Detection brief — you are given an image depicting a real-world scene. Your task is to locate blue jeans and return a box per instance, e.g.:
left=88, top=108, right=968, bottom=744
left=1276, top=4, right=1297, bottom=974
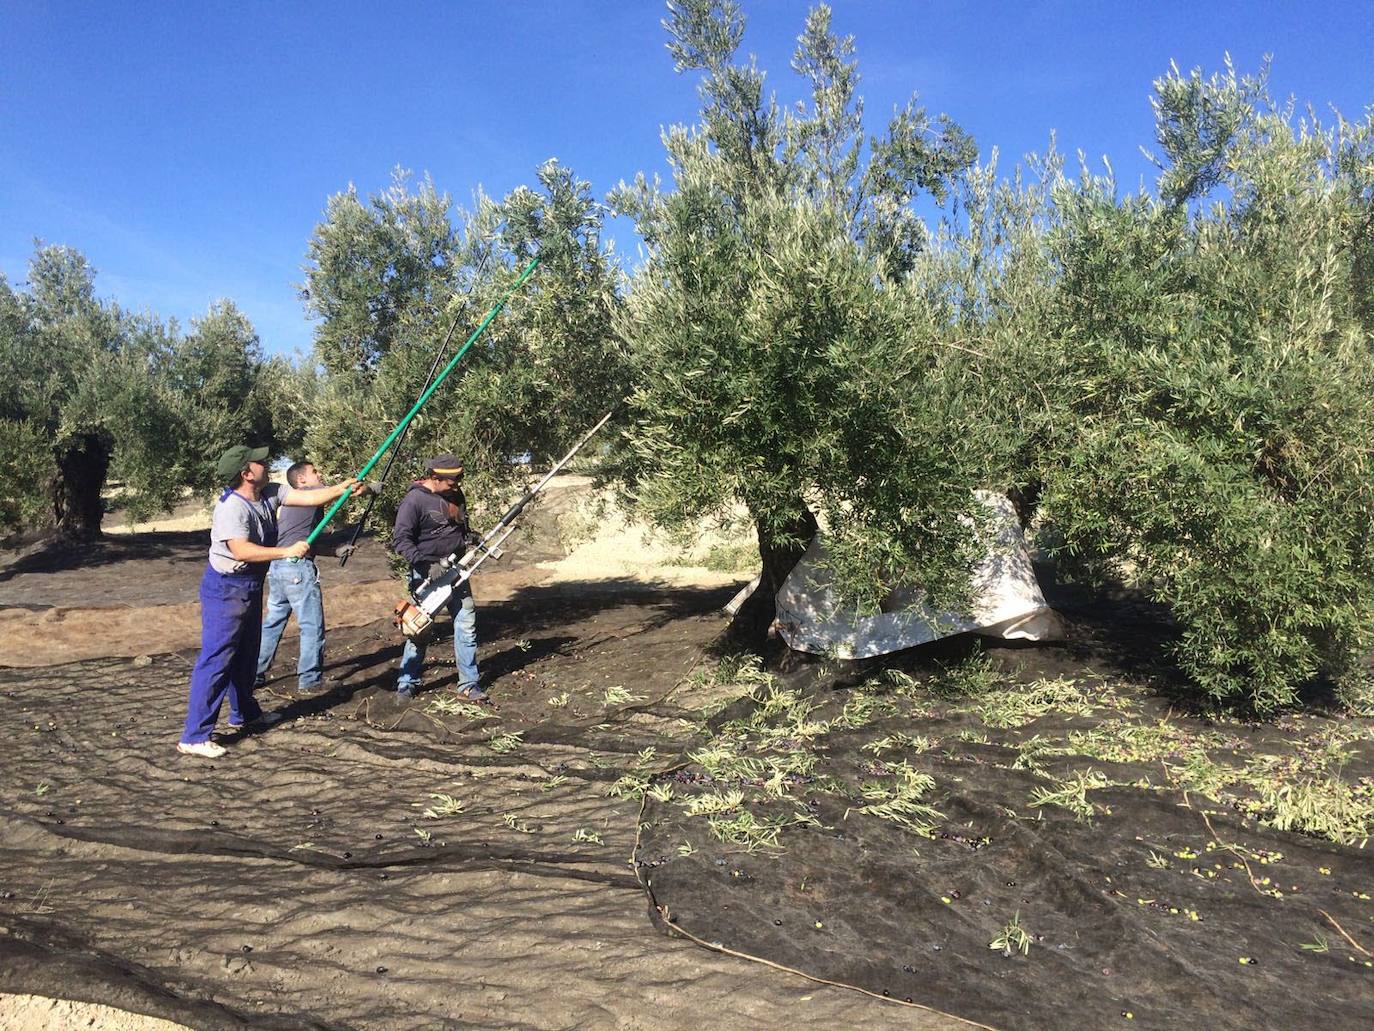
left=256, top=558, right=325, bottom=688
left=397, top=564, right=479, bottom=693
left=181, top=568, right=266, bottom=744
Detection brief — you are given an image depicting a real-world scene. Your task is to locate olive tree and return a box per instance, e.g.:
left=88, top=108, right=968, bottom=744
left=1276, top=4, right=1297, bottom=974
left=0, top=245, right=294, bottom=539
left=609, top=1, right=992, bottom=641
left=1033, top=61, right=1374, bottom=709
left=301, top=163, right=626, bottom=536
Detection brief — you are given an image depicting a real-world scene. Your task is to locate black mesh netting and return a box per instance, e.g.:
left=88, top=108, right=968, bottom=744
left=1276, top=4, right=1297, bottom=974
left=3, top=533, right=1373, bottom=1029
left=633, top=638, right=1374, bottom=1031
left=6, top=579, right=963, bottom=1029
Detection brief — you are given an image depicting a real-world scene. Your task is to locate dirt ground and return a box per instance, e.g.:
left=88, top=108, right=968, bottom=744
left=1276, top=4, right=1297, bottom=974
left=0, top=478, right=746, bottom=669
left=0, top=486, right=968, bottom=1030
left=4, top=482, right=1371, bottom=1029
left=0, top=994, right=189, bottom=1031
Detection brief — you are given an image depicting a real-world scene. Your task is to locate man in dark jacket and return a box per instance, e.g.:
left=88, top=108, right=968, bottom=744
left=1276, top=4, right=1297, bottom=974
left=392, top=454, right=483, bottom=701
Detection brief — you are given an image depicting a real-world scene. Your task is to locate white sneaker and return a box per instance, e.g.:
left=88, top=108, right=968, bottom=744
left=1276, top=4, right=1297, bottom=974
left=177, top=740, right=227, bottom=759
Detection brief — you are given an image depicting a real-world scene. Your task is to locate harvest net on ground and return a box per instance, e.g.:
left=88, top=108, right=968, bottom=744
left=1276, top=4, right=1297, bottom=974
left=632, top=612, right=1374, bottom=1029
left=0, top=581, right=779, bottom=1030
left=1, top=528, right=1372, bottom=1030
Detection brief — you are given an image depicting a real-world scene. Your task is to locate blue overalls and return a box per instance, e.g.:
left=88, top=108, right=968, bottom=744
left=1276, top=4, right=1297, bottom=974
left=179, top=491, right=277, bottom=745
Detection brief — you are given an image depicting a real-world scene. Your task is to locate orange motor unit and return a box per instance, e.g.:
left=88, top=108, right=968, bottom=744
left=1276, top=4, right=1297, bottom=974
left=392, top=599, right=434, bottom=641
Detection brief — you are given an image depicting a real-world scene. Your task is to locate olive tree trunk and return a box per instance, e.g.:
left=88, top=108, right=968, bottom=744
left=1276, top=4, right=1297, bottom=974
left=724, top=507, right=819, bottom=649
left=53, top=433, right=110, bottom=541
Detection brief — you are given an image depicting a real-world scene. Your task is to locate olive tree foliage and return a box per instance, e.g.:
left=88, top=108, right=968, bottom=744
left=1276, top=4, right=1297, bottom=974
left=301, top=172, right=461, bottom=489
left=0, top=273, right=57, bottom=534
left=901, top=146, right=1065, bottom=520
left=301, top=163, right=626, bottom=538
left=305, top=171, right=461, bottom=377
left=1027, top=61, right=1374, bottom=710
left=0, top=245, right=292, bottom=540
left=609, top=0, right=991, bottom=640
left=844, top=58, right=1374, bottom=712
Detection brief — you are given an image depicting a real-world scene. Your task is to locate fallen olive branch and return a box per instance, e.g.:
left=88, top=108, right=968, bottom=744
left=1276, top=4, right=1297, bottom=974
left=1319, top=909, right=1372, bottom=957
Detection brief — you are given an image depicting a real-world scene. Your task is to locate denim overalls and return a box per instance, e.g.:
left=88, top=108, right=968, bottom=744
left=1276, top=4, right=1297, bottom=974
left=179, top=492, right=278, bottom=745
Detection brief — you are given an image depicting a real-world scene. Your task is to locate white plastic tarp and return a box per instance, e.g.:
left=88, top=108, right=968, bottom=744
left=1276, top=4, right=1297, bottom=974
left=728, top=491, right=1062, bottom=659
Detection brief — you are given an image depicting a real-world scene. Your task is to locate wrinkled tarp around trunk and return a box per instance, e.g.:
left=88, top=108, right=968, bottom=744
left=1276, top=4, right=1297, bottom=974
left=730, top=492, right=1061, bottom=660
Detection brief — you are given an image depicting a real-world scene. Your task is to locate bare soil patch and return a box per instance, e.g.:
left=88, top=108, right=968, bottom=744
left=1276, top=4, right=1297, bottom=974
left=0, top=992, right=189, bottom=1031
left=0, top=479, right=746, bottom=668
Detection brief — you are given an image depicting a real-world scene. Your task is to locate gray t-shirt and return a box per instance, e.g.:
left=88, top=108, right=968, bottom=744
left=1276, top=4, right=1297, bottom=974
left=208, top=483, right=292, bottom=574
left=277, top=503, right=325, bottom=550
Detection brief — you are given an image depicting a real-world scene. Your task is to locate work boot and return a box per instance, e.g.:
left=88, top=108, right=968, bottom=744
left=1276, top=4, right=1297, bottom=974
left=228, top=710, right=285, bottom=731
left=457, top=683, right=490, bottom=704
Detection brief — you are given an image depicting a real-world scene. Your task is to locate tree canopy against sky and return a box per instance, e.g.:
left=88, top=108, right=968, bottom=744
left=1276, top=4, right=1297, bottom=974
left=6, top=1, right=1369, bottom=359
left=1026, top=61, right=1374, bottom=710
left=609, top=0, right=998, bottom=641
left=0, top=244, right=299, bottom=540
left=301, top=161, right=626, bottom=538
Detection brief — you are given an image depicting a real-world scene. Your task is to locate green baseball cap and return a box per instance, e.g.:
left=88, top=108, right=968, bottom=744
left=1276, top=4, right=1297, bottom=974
left=215, top=444, right=270, bottom=481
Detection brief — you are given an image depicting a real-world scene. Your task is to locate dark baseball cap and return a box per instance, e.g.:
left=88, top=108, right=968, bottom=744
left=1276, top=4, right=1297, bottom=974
left=215, top=444, right=270, bottom=481
left=424, top=454, right=465, bottom=477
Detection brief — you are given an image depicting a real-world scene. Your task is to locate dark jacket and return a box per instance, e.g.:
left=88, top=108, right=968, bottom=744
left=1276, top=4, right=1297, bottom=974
left=392, top=482, right=470, bottom=564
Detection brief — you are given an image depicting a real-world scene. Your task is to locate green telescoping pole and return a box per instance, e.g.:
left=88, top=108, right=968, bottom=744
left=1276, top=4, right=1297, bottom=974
left=302, top=256, right=540, bottom=547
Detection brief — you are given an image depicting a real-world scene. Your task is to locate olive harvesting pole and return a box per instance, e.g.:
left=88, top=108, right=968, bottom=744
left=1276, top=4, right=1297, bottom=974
left=303, top=256, right=540, bottom=549
left=336, top=252, right=493, bottom=567
left=392, top=407, right=617, bottom=640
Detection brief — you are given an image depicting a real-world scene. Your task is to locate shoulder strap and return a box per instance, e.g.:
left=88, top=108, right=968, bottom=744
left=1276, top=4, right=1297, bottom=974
left=222, top=489, right=277, bottom=522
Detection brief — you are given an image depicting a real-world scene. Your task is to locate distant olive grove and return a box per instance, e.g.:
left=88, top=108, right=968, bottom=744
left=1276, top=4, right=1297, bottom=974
left=0, top=244, right=312, bottom=541
left=3, top=0, right=1371, bottom=711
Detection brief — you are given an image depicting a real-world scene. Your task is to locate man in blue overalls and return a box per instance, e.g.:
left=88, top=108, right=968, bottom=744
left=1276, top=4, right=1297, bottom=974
left=177, top=445, right=361, bottom=760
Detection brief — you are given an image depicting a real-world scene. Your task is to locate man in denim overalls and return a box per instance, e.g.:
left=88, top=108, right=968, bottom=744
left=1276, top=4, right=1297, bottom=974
left=177, top=445, right=360, bottom=760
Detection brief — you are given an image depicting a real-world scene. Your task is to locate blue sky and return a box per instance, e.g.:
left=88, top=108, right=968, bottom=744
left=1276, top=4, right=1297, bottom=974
left=2, top=1, right=1370, bottom=358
